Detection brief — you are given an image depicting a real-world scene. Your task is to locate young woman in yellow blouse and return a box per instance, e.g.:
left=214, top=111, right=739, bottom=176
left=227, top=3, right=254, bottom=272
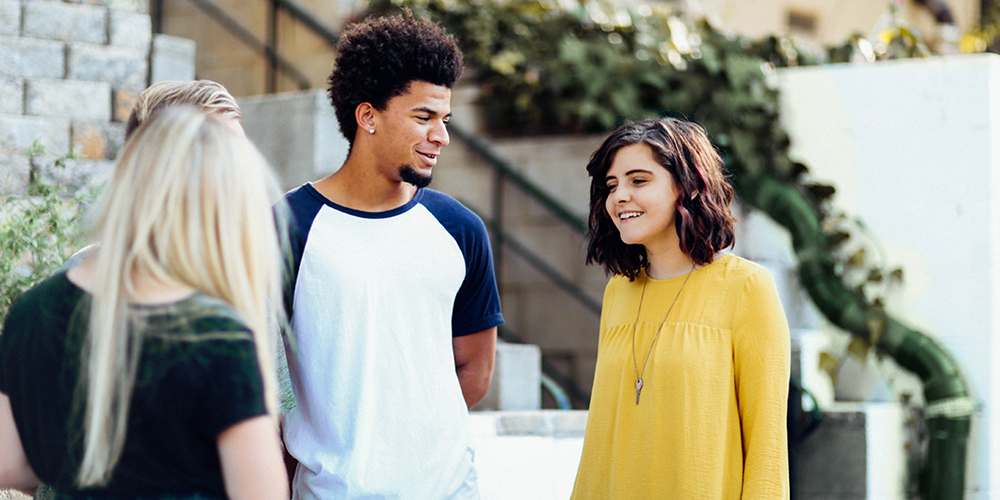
left=571, top=117, right=791, bottom=499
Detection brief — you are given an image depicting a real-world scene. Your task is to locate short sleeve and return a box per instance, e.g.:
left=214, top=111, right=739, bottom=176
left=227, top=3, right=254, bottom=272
left=0, top=302, right=22, bottom=395
left=451, top=215, right=504, bottom=336
left=197, top=336, right=268, bottom=438
left=420, top=190, right=504, bottom=337
left=732, top=269, right=791, bottom=500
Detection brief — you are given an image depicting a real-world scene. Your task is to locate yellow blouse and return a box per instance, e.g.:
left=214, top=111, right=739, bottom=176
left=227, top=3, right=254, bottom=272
left=571, top=254, right=790, bottom=499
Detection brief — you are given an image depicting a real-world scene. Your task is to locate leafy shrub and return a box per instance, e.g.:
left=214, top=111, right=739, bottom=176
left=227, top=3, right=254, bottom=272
left=0, top=142, right=96, bottom=324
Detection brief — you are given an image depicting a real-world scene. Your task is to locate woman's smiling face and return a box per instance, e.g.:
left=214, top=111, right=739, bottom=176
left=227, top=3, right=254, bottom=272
left=604, top=142, right=682, bottom=253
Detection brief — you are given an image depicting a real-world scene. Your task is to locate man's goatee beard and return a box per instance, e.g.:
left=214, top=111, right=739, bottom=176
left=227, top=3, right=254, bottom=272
left=400, top=165, right=432, bottom=188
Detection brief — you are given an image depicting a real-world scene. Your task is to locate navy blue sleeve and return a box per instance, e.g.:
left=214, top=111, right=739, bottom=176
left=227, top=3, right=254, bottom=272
left=278, top=184, right=325, bottom=319
left=421, top=190, right=504, bottom=337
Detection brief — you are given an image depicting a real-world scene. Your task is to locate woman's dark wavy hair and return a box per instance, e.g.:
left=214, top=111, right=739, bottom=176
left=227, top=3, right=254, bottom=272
left=586, top=117, right=736, bottom=280
left=327, top=11, right=463, bottom=145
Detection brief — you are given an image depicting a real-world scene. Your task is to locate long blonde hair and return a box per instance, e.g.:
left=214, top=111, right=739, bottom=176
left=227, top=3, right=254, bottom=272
left=77, top=107, right=285, bottom=486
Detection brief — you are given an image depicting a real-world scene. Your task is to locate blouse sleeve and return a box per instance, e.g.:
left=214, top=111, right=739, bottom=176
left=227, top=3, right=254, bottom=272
left=198, top=335, right=268, bottom=439
left=732, top=269, right=791, bottom=500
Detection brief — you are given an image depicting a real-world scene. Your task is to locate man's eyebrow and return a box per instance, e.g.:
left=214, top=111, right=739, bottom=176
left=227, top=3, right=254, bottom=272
left=412, top=106, right=452, bottom=118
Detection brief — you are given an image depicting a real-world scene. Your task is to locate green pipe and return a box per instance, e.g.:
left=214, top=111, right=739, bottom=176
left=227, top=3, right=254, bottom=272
left=733, top=171, right=972, bottom=500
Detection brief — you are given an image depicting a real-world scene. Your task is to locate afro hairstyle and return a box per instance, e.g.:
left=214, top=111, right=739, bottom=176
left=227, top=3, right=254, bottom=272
left=327, top=12, right=463, bottom=144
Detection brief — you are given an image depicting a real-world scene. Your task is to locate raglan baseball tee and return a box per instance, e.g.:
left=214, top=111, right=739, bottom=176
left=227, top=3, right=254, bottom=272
left=280, top=184, right=503, bottom=500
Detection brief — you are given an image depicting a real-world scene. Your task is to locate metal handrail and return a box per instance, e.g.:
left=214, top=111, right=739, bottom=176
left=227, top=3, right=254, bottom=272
left=483, top=219, right=601, bottom=315
left=449, top=124, right=589, bottom=236
left=180, top=0, right=313, bottom=90
left=275, top=0, right=341, bottom=45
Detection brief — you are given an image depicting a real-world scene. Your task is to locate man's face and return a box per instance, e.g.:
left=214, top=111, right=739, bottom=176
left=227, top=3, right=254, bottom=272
left=372, top=80, right=452, bottom=188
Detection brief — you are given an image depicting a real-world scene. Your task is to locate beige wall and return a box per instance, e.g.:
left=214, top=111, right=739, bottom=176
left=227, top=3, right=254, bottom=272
left=702, top=0, right=980, bottom=47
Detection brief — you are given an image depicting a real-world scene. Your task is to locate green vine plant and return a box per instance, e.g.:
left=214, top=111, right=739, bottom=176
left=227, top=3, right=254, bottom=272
left=0, top=141, right=96, bottom=325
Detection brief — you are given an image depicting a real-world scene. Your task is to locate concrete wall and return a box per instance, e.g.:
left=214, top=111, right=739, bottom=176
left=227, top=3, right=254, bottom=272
left=238, top=89, right=346, bottom=191
left=775, top=53, right=1000, bottom=499
left=0, top=0, right=194, bottom=197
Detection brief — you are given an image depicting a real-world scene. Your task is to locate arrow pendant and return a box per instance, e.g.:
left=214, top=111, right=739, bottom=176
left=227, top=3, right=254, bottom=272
left=635, top=378, right=643, bottom=405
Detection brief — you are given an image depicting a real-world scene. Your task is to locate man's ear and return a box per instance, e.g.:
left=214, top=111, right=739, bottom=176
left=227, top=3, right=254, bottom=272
left=356, top=102, right=377, bottom=134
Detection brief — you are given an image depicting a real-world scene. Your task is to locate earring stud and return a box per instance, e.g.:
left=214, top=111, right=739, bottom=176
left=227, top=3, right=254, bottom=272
left=369, top=129, right=375, bottom=134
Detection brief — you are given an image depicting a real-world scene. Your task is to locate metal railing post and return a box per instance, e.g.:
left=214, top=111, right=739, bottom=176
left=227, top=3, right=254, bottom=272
left=151, top=0, right=164, bottom=34
left=267, top=0, right=279, bottom=93
left=491, top=166, right=505, bottom=296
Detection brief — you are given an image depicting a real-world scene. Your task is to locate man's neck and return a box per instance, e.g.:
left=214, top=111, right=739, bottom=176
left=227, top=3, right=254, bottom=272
left=312, top=159, right=418, bottom=212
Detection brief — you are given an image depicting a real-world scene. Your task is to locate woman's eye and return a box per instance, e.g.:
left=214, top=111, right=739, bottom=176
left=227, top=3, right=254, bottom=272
left=606, top=184, right=617, bottom=192
left=632, top=178, right=647, bottom=186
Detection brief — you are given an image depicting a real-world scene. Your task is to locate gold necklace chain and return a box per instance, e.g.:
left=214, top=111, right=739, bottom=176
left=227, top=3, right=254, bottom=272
left=631, top=264, right=694, bottom=405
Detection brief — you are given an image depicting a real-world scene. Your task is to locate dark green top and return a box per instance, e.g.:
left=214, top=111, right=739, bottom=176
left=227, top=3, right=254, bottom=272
left=0, top=272, right=267, bottom=499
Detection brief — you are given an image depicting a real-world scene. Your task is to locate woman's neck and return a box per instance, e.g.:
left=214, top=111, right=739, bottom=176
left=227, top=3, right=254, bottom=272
left=644, top=243, right=696, bottom=280
left=67, top=253, right=195, bottom=305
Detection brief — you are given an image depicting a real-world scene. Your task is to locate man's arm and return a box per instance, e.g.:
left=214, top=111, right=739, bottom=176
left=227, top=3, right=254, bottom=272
left=453, top=328, right=497, bottom=409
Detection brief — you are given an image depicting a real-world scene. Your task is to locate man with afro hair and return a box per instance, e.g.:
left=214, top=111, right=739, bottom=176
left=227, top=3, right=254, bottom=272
left=279, top=12, right=503, bottom=500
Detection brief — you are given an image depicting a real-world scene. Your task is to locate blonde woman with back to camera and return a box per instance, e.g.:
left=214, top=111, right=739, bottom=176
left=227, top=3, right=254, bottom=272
left=0, top=107, right=289, bottom=500
left=572, top=117, right=791, bottom=499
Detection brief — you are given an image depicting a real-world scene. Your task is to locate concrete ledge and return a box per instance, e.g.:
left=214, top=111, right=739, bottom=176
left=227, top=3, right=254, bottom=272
left=794, top=402, right=907, bottom=500
left=475, top=342, right=542, bottom=411
left=471, top=410, right=586, bottom=500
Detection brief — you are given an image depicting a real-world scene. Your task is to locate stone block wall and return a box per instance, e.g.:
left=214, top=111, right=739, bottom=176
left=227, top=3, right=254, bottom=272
left=0, top=0, right=195, bottom=196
